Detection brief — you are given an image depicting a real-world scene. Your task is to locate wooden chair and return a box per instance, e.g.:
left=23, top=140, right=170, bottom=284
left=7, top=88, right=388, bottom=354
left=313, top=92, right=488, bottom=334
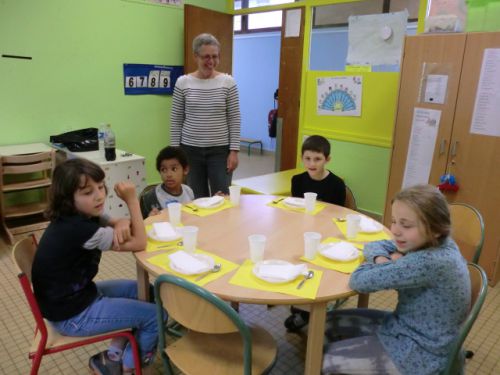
left=449, top=203, right=484, bottom=264
left=154, top=274, right=277, bottom=375
left=344, top=185, right=357, bottom=210
left=441, top=263, right=488, bottom=375
left=11, top=236, right=143, bottom=375
left=0, top=150, right=55, bottom=244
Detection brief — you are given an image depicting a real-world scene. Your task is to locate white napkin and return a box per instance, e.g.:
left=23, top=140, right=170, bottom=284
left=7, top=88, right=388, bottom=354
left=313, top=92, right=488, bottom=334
left=321, top=242, right=359, bottom=261
left=258, top=264, right=307, bottom=281
left=283, top=197, right=305, bottom=208
left=359, top=217, right=383, bottom=233
left=196, top=196, right=224, bottom=208
left=153, top=222, right=177, bottom=240
left=168, top=250, right=207, bottom=274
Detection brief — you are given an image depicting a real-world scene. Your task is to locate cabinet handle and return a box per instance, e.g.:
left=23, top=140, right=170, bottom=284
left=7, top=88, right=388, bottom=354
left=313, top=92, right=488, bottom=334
left=439, top=139, right=447, bottom=155
left=451, top=141, right=459, bottom=157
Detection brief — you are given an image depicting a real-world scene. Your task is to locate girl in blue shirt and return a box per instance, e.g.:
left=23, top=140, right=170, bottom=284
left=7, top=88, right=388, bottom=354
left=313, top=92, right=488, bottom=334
left=323, top=184, right=470, bottom=375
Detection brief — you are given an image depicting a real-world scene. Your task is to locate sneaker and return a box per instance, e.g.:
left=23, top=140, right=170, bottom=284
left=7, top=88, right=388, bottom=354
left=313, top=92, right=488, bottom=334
left=89, top=351, right=122, bottom=375
left=284, top=310, right=310, bottom=331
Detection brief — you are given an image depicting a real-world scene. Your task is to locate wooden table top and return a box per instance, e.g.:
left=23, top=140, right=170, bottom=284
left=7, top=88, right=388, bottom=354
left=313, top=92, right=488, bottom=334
left=135, top=194, right=374, bottom=305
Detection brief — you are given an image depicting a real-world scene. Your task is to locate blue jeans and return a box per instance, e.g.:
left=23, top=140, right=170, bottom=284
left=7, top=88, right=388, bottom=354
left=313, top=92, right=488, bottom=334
left=51, top=280, right=161, bottom=369
left=181, top=144, right=231, bottom=198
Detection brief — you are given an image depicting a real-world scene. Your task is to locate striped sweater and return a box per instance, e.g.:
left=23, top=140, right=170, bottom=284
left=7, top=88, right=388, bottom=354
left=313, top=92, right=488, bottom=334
left=170, top=74, right=241, bottom=151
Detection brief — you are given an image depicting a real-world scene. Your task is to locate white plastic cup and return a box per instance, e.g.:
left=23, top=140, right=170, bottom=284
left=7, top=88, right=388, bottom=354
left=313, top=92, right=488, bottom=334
left=182, top=226, right=199, bottom=253
left=304, top=232, right=322, bottom=260
left=304, top=192, right=317, bottom=213
left=167, top=202, right=182, bottom=227
left=248, top=234, right=266, bottom=263
left=346, top=214, right=361, bottom=239
left=229, top=185, right=241, bottom=206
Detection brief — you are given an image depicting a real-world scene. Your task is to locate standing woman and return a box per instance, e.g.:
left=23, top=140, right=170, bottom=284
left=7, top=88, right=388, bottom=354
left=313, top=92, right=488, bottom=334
left=171, top=33, right=241, bottom=198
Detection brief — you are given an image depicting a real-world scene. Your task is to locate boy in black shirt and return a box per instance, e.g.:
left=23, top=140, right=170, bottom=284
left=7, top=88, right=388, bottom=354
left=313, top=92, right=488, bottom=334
left=291, top=135, right=346, bottom=206
left=286, top=135, right=346, bottom=331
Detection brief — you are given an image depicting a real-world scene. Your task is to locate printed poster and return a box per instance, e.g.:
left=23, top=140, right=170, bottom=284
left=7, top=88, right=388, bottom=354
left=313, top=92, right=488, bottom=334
left=317, top=76, right=362, bottom=117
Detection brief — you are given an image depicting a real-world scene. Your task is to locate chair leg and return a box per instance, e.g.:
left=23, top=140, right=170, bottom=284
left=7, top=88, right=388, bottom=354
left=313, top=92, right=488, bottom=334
left=127, top=336, right=142, bottom=375
left=30, top=350, right=44, bottom=375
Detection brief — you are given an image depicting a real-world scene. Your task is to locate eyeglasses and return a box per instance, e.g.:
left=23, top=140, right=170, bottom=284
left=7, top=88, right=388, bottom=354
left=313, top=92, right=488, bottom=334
left=197, top=54, right=219, bottom=61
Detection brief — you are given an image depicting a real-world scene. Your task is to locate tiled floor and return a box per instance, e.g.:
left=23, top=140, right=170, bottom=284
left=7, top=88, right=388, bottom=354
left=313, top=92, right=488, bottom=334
left=1, top=150, right=499, bottom=374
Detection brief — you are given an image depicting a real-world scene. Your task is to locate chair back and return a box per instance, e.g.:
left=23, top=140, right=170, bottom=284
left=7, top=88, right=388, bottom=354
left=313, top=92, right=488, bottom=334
left=449, top=203, right=484, bottom=263
left=154, top=275, right=252, bottom=372
left=344, top=185, right=357, bottom=210
left=139, top=184, right=157, bottom=217
left=11, top=236, right=50, bottom=344
left=441, top=263, right=488, bottom=375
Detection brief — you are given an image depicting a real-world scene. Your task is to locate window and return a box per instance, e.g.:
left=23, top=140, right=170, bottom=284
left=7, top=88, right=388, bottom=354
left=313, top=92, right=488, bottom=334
left=234, top=0, right=297, bottom=33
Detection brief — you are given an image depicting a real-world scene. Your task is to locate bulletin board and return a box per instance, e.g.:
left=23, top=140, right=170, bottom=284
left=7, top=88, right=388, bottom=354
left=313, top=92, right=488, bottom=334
left=123, top=64, right=183, bottom=95
left=303, top=71, right=400, bottom=148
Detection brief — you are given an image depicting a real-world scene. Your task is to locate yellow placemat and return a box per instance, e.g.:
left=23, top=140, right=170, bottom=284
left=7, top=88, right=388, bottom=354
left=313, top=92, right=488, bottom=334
left=147, top=249, right=239, bottom=286
left=333, top=219, right=392, bottom=242
left=182, top=199, right=233, bottom=217
left=229, top=259, right=322, bottom=299
left=145, top=224, right=183, bottom=252
left=267, top=198, right=326, bottom=216
left=300, top=237, right=364, bottom=274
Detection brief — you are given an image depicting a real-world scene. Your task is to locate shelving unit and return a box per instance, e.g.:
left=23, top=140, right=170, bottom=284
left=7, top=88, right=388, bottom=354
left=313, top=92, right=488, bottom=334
left=0, top=144, right=55, bottom=245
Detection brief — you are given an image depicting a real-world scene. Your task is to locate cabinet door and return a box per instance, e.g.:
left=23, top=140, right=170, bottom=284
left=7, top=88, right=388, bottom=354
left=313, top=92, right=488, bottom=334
left=383, top=34, right=466, bottom=225
left=447, top=32, right=500, bottom=283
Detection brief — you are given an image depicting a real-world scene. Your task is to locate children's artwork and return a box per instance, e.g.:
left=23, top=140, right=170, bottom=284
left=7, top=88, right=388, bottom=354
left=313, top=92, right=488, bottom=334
left=317, top=76, right=362, bottom=117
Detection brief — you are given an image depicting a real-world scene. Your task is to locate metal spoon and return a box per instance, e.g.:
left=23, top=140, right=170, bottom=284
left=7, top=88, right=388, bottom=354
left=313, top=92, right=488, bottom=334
left=272, top=197, right=285, bottom=204
left=157, top=241, right=183, bottom=249
left=297, top=270, right=314, bottom=289
left=195, top=263, right=222, bottom=281
left=336, top=217, right=346, bottom=222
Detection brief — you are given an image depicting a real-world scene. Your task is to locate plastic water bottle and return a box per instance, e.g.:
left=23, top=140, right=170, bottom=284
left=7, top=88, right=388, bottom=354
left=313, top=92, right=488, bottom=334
left=98, top=124, right=106, bottom=158
left=104, top=124, right=116, bottom=161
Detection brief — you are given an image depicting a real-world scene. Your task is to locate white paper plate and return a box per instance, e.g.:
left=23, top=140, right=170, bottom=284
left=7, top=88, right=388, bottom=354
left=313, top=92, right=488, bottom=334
left=282, top=197, right=305, bottom=208
left=358, top=218, right=384, bottom=234
left=193, top=196, right=225, bottom=209
left=319, top=243, right=360, bottom=262
left=147, top=228, right=181, bottom=242
left=169, top=253, right=214, bottom=275
left=253, top=260, right=301, bottom=284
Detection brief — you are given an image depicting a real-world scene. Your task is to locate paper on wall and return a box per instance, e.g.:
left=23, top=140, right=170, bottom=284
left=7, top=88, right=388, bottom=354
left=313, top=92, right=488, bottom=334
left=402, top=108, right=442, bottom=189
left=285, top=9, right=301, bottom=38
left=347, top=10, right=408, bottom=66
left=470, top=48, right=500, bottom=137
left=424, top=74, right=449, bottom=104
left=317, top=76, right=362, bottom=117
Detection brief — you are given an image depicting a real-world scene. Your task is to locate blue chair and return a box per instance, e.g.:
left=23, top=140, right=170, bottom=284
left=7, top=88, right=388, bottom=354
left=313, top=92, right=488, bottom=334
left=154, top=274, right=277, bottom=375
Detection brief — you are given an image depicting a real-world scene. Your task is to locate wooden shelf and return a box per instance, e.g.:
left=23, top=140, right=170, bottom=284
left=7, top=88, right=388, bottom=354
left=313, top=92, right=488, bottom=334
left=0, top=148, right=55, bottom=244
left=2, top=178, right=51, bottom=192
left=4, top=202, right=48, bottom=218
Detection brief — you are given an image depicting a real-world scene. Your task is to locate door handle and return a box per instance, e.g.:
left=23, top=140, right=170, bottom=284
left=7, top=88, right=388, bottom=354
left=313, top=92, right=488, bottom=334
left=439, top=139, right=447, bottom=155
left=450, top=141, right=459, bottom=157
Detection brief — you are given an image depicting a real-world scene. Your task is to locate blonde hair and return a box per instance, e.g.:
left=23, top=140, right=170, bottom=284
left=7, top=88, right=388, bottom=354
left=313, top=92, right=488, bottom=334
left=392, top=184, right=450, bottom=247
left=192, top=33, right=220, bottom=55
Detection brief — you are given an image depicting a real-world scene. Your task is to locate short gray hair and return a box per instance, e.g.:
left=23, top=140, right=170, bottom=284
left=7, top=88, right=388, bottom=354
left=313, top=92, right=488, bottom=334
left=192, top=33, right=220, bottom=55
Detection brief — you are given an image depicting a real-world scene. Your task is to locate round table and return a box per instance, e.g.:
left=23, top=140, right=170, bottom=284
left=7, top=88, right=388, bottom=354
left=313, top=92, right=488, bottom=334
left=135, top=194, right=373, bottom=375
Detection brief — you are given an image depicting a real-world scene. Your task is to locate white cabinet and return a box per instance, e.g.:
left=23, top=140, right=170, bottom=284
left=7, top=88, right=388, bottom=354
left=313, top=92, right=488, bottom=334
left=57, top=148, right=147, bottom=218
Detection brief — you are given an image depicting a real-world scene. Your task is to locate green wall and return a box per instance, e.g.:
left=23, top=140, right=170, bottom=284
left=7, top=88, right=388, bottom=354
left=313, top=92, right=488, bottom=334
left=0, top=0, right=226, bottom=183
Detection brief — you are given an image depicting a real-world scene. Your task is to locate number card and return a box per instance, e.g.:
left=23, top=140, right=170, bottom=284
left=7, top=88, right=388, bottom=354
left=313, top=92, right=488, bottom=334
left=123, top=64, right=183, bottom=95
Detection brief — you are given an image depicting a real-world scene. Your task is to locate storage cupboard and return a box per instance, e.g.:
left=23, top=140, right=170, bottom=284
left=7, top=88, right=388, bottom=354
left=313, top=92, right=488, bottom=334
left=384, top=32, right=500, bottom=284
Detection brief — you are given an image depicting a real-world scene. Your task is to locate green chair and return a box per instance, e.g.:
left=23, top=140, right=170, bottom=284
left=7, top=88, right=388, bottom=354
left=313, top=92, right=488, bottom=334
left=441, top=263, right=488, bottom=375
left=154, top=275, right=276, bottom=375
left=449, top=203, right=485, bottom=264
